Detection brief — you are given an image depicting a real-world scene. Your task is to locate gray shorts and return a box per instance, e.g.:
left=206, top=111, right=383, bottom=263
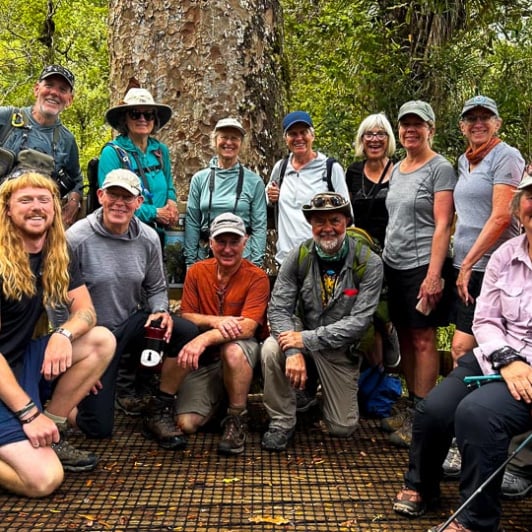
left=175, top=338, right=260, bottom=418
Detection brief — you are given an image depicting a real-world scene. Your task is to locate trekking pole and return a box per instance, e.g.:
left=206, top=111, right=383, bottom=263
left=437, top=421, right=532, bottom=531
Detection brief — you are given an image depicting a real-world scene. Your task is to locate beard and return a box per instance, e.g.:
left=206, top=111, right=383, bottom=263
left=315, top=235, right=342, bottom=254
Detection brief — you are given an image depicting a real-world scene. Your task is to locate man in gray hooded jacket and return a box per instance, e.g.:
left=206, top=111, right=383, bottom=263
left=65, top=169, right=197, bottom=440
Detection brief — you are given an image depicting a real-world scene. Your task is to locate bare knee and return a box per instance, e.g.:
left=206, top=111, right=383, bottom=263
left=220, top=343, right=248, bottom=370
left=451, top=331, right=475, bottom=363
left=93, top=326, right=117, bottom=364
left=177, top=413, right=204, bottom=434
left=22, top=465, right=64, bottom=498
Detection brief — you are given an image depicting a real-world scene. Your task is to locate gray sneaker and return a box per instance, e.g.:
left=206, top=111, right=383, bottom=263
left=501, top=470, right=532, bottom=500
left=52, top=438, right=99, bottom=472
left=262, top=427, right=295, bottom=452
left=443, top=438, right=461, bottom=479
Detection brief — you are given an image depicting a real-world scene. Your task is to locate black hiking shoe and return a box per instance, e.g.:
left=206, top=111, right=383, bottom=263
left=142, top=395, right=187, bottom=450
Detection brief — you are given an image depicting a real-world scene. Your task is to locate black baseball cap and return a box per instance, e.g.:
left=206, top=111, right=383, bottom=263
left=39, top=65, right=75, bottom=90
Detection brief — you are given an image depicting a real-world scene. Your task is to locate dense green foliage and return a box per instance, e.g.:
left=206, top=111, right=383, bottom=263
left=0, top=0, right=110, bottom=172
left=1, top=0, right=531, bottom=174
left=283, top=0, right=532, bottom=166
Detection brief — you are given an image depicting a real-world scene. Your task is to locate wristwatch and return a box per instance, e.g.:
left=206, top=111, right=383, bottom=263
left=53, top=327, right=74, bottom=342
left=489, top=346, right=526, bottom=370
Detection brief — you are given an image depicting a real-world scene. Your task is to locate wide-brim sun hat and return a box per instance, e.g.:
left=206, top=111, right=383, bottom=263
left=302, top=192, right=352, bottom=223
left=398, top=100, right=435, bottom=123
left=105, top=88, right=172, bottom=131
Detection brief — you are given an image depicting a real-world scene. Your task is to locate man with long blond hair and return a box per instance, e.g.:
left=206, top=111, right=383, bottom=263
left=0, top=171, right=115, bottom=497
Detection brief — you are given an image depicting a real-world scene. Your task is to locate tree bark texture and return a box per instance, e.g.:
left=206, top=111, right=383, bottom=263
left=107, top=0, right=286, bottom=199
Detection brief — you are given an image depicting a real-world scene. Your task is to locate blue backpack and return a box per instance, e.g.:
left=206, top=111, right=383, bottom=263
left=358, top=365, right=402, bottom=418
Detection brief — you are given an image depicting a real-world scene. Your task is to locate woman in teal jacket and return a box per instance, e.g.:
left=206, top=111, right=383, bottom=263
left=99, top=87, right=178, bottom=237
left=184, top=118, right=267, bottom=267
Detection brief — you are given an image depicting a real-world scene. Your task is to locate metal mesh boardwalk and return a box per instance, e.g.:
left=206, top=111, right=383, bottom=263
left=0, top=404, right=530, bottom=531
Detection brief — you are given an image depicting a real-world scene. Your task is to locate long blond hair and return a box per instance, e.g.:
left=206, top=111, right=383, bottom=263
left=0, top=172, right=70, bottom=307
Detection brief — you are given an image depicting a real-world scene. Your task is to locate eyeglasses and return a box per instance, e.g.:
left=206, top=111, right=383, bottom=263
left=127, top=109, right=156, bottom=121
left=462, top=114, right=494, bottom=124
left=104, top=190, right=138, bottom=204
left=363, top=131, right=388, bottom=140
left=309, top=195, right=347, bottom=209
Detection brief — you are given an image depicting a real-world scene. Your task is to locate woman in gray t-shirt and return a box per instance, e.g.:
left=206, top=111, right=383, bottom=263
left=382, top=100, right=456, bottom=449
left=451, top=96, right=524, bottom=364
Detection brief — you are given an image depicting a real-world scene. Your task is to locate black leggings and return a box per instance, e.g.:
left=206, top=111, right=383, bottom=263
left=76, top=310, right=198, bottom=438
left=405, top=351, right=532, bottom=531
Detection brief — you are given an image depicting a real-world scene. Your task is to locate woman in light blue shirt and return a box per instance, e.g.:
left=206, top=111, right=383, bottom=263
left=184, top=118, right=267, bottom=267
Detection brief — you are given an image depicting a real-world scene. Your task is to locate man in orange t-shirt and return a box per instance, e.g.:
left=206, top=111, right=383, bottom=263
left=145, top=213, right=269, bottom=456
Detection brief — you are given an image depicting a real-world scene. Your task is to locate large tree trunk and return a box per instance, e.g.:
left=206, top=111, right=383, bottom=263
left=107, top=0, right=286, bottom=200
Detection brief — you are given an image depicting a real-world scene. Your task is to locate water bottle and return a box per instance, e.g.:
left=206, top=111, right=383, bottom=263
left=140, top=319, right=165, bottom=368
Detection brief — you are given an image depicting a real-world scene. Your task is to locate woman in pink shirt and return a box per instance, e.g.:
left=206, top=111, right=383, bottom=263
left=392, top=171, right=532, bottom=532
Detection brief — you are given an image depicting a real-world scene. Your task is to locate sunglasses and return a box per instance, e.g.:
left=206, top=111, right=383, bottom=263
left=462, top=114, right=494, bottom=124
left=128, top=109, right=156, bottom=121
left=310, top=195, right=346, bottom=208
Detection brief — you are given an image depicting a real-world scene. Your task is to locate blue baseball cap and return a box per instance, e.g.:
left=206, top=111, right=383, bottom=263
left=282, top=111, right=313, bottom=133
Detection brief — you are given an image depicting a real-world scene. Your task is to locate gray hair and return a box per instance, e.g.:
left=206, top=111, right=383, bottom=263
left=354, top=113, right=396, bottom=158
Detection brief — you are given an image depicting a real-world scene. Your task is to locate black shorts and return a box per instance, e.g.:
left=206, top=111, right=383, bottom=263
left=384, top=262, right=452, bottom=329
left=449, top=268, right=484, bottom=335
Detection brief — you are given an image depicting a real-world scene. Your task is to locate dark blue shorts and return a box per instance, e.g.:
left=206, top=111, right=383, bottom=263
left=0, top=336, right=50, bottom=446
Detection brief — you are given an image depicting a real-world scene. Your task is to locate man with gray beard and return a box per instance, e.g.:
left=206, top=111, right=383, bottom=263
left=261, top=192, right=383, bottom=451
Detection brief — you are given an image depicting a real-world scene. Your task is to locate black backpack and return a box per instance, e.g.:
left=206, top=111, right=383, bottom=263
left=271, top=155, right=337, bottom=229
left=86, top=143, right=131, bottom=214
left=86, top=142, right=165, bottom=214
left=276, top=154, right=337, bottom=191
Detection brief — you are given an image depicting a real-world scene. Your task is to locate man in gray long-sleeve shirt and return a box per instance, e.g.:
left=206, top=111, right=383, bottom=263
left=261, top=192, right=383, bottom=451
left=66, top=169, right=198, bottom=440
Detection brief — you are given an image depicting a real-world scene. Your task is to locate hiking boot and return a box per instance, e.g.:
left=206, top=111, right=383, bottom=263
left=382, top=324, right=401, bottom=368
left=442, top=438, right=461, bottom=479
left=393, top=487, right=426, bottom=517
left=115, top=394, right=150, bottom=416
left=381, top=403, right=411, bottom=433
left=295, top=389, right=318, bottom=413
left=427, top=520, right=474, bottom=532
left=389, top=408, right=413, bottom=448
left=501, top=470, right=532, bottom=500
left=52, top=436, right=98, bottom=472
left=142, top=395, right=187, bottom=450
left=262, top=427, right=295, bottom=452
left=218, top=412, right=248, bottom=455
